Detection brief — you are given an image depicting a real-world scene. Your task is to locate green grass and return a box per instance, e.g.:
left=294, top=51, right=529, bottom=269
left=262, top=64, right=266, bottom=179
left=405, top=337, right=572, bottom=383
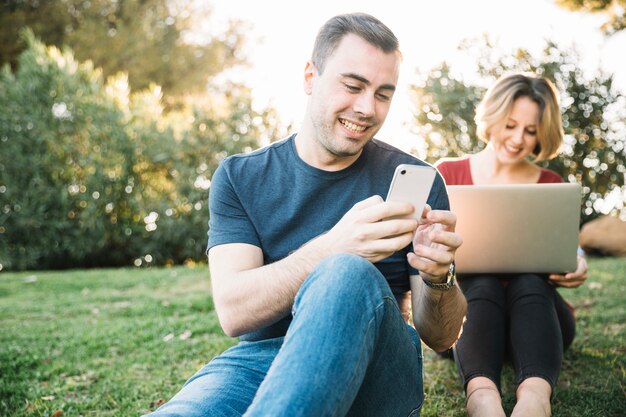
left=1, top=258, right=624, bottom=416
left=422, top=257, right=626, bottom=417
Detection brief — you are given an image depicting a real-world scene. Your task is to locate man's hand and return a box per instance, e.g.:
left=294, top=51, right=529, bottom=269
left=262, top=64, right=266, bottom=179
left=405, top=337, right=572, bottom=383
left=408, top=206, right=466, bottom=352
left=210, top=195, right=421, bottom=336
left=407, top=205, right=463, bottom=282
left=320, top=195, right=419, bottom=263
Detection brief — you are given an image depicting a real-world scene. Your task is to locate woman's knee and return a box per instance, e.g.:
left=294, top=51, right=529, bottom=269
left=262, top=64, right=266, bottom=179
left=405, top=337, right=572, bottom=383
left=507, top=274, right=553, bottom=303
left=459, top=275, right=506, bottom=305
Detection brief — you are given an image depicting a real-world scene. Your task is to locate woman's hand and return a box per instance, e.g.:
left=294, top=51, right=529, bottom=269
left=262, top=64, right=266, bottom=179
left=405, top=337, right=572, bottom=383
left=549, top=255, right=588, bottom=288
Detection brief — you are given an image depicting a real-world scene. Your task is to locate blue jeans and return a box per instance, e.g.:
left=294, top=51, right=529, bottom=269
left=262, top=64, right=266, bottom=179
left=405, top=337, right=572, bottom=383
left=146, top=254, right=424, bottom=417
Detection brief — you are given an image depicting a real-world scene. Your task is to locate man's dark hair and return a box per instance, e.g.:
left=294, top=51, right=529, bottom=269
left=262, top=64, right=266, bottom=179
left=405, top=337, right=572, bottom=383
left=311, top=13, right=401, bottom=74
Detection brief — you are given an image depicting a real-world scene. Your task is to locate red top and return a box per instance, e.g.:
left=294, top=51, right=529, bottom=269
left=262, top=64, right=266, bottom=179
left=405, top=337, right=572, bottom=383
left=436, top=156, right=563, bottom=185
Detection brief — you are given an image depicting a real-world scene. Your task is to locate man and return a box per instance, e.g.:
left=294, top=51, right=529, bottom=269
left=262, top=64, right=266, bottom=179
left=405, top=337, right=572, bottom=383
left=147, top=12, right=466, bottom=417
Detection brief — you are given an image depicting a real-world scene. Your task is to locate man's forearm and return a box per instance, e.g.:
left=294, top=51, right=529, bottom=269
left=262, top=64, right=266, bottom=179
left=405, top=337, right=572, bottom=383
left=211, top=197, right=420, bottom=337
left=210, top=235, right=332, bottom=337
left=409, top=275, right=467, bottom=352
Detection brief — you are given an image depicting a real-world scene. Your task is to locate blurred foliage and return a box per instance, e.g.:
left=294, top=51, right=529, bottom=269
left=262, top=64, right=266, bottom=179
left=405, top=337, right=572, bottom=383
left=555, top=0, right=626, bottom=35
left=409, top=36, right=626, bottom=224
left=0, top=0, right=247, bottom=98
left=0, top=32, right=285, bottom=271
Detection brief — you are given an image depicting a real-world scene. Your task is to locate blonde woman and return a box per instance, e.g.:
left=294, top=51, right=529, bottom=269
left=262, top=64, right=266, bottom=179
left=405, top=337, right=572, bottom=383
left=436, top=73, right=588, bottom=417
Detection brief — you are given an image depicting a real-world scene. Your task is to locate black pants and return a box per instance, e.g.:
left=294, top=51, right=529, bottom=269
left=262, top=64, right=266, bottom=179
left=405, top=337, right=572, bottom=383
left=453, top=274, right=575, bottom=392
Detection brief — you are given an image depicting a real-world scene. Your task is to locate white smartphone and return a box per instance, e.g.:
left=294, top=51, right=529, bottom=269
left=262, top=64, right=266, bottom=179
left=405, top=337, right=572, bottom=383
left=385, top=164, right=437, bottom=220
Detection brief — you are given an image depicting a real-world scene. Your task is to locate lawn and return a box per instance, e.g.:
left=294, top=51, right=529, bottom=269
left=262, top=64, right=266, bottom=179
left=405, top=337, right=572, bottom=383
left=1, top=257, right=624, bottom=416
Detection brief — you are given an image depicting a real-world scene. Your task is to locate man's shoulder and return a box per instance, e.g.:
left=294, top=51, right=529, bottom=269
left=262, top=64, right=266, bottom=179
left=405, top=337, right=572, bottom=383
left=368, top=138, right=429, bottom=166
left=220, top=135, right=294, bottom=172
left=225, top=136, right=292, bottom=163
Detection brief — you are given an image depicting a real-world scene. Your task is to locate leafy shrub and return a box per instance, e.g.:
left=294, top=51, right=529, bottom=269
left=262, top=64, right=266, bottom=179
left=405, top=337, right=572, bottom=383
left=0, top=32, right=282, bottom=271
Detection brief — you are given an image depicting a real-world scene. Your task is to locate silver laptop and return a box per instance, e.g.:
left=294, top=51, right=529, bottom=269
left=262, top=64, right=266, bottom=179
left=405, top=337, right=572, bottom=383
left=447, top=183, right=581, bottom=274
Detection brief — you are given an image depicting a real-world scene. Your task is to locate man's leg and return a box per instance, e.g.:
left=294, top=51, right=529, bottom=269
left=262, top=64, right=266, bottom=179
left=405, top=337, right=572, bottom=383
left=144, top=337, right=282, bottom=417
left=244, top=253, right=424, bottom=417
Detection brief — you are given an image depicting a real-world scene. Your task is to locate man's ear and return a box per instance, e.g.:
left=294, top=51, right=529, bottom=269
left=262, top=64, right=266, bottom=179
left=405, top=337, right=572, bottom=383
left=303, top=61, right=316, bottom=95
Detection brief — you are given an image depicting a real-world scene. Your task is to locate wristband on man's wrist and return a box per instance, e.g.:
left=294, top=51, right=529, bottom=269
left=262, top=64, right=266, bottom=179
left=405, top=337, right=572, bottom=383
left=422, top=262, right=456, bottom=291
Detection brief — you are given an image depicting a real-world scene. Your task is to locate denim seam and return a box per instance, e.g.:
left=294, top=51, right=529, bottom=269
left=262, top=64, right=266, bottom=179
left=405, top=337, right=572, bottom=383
left=331, top=299, right=385, bottom=417
left=407, top=404, right=422, bottom=416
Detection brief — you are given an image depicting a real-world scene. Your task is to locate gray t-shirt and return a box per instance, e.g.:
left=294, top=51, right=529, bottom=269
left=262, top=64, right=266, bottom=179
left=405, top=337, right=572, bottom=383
left=207, top=134, right=449, bottom=340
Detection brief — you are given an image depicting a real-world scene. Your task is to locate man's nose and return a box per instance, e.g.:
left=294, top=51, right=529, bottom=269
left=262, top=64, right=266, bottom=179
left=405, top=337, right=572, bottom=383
left=353, top=93, right=376, bottom=116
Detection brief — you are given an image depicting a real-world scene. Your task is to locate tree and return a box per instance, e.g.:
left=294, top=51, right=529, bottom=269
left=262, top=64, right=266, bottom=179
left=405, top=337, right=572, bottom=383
left=555, top=0, right=626, bottom=35
left=0, top=0, right=246, bottom=97
left=0, top=31, right=137, bottom=269
left=0, top=32, right=284, bottom=271
left=408, top=37, right=626, bottom=223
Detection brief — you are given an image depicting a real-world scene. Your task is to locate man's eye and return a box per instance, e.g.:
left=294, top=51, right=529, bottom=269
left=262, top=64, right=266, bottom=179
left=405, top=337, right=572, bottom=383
left=344, top=84, right=360, bottom=92
left=505, top=125, right=515, bottom=129
left=376, top=93, right=391, bottom=102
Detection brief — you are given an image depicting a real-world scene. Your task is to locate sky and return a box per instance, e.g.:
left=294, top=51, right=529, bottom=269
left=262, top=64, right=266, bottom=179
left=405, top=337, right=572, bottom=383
left=208, top=0, right=625, bottom=153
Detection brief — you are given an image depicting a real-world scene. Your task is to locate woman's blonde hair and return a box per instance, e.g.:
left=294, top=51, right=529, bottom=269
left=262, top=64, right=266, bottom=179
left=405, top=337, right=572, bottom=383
left=474, top=72, right=563, bottom=161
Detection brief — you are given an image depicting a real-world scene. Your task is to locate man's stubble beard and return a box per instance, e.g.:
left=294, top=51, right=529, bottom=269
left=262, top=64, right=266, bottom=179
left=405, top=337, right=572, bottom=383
left=310, top=113, right=379, bottom=159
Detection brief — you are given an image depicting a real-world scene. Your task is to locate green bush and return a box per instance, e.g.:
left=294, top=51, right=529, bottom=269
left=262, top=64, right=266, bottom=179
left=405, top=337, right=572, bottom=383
left=0, top=32, right=281, bottom=271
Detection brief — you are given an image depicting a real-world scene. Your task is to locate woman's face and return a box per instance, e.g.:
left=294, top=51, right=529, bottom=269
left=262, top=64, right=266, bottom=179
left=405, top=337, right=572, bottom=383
left=489, top=96, right=540, bottom=164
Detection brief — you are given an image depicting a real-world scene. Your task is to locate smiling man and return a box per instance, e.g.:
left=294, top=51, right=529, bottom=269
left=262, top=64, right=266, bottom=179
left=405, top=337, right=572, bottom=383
left=300, top=32, right=399, bottom=167
left=145, top=13, right=466, bottom=417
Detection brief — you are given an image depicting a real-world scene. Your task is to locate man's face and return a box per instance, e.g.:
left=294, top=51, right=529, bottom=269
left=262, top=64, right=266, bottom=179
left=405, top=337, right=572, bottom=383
left=304, top=34, right=400, bottom=159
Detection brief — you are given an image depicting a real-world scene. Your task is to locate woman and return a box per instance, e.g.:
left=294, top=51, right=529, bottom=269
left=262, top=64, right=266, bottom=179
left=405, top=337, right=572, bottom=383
left=436, top=73, right=588, bottom=417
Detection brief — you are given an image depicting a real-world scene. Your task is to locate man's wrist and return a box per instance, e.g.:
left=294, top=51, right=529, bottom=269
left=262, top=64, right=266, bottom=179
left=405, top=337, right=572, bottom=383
left=422, top=262, right=456, bottom=291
